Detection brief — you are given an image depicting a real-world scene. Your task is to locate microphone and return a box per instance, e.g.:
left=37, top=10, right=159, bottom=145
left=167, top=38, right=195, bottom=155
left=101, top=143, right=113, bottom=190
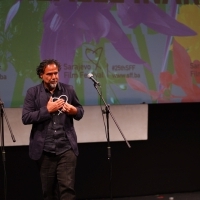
left=87, top=73, right=101, bottom=86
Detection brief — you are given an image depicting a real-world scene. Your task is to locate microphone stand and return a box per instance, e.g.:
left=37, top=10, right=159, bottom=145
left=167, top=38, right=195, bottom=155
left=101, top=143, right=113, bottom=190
left=0, top=99, right=16, bottom=200
left=93, top=83, right=131, bottom=200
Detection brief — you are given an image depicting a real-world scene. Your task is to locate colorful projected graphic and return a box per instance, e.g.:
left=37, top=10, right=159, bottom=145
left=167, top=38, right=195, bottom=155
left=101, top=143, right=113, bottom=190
left=0, top=0, right=200, bottom=107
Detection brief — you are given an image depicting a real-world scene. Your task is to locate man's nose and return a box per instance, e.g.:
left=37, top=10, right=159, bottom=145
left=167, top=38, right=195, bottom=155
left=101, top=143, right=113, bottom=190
left=52, top=74, right=57, bottom=78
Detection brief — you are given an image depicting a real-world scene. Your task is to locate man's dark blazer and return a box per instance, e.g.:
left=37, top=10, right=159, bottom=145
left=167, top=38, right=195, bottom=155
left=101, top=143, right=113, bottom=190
left=22, top=82, right=84, bottom=160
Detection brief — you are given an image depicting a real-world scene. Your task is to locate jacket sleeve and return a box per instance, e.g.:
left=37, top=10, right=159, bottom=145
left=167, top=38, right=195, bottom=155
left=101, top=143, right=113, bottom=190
left=69, top=86, right=84, bottom=121
left=22, top=87, right=51, bottom=125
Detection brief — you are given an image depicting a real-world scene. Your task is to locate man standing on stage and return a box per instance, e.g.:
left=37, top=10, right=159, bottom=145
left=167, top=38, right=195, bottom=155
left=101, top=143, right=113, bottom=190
left=22, top=59, right=84, bottom=200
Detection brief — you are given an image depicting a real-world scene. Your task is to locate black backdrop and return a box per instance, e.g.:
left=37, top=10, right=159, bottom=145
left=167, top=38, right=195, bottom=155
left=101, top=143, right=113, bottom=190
left=1, top=102, right=200, bottom=200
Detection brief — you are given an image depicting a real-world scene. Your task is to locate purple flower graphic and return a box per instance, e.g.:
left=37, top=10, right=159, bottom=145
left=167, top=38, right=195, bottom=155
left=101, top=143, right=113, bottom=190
left=117, top=0, right=195, bottom=36
left=39, top=0, right=196, bottom=83
left=5, top=1, right=196, bottom=77
left=4, top=0, right=20, bottom=32
left=40, top=0, right=149, bottom=83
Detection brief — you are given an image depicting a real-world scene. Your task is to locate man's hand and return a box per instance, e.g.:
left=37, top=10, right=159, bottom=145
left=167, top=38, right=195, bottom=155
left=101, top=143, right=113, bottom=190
left=62, top=102, right=77, bottom=115
left=47, top=97, right=65, bottom=113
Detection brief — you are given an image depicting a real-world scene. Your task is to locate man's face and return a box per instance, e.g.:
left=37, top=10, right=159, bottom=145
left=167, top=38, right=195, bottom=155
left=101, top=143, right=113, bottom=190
left=41, top=64, right=59, bottom=91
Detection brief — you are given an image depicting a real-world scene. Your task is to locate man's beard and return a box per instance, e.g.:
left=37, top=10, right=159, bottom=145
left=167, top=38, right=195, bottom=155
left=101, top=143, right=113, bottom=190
left=49, top=83, right=57, bottom=90
left=48, top=83, right=58, bottom=91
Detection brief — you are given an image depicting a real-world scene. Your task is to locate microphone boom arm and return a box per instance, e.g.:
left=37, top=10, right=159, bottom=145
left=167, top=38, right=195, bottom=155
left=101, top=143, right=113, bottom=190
left=93, top=84, right=131, bottom=148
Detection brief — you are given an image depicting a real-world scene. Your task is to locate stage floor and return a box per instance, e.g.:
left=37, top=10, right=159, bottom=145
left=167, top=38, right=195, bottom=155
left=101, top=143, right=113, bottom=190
left=86, top=191, right=200, bottom=200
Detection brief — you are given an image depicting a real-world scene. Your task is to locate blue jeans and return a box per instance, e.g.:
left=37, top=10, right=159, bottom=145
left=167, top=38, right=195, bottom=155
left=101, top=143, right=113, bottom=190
left=37, top=150, right=77, bottom=200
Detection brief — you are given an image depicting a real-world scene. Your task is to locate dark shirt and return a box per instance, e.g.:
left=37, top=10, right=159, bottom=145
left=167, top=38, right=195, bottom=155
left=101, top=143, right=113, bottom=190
left=43, top=83, right=71, bottom=155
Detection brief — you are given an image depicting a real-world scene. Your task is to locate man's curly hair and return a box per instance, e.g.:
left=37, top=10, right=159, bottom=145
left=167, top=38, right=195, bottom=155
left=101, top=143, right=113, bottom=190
left=36, top=59, right=61, bottom=78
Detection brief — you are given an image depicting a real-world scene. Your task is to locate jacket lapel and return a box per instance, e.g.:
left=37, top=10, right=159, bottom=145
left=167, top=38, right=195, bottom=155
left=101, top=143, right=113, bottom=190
left=39, top=83, right=49, bottom=107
